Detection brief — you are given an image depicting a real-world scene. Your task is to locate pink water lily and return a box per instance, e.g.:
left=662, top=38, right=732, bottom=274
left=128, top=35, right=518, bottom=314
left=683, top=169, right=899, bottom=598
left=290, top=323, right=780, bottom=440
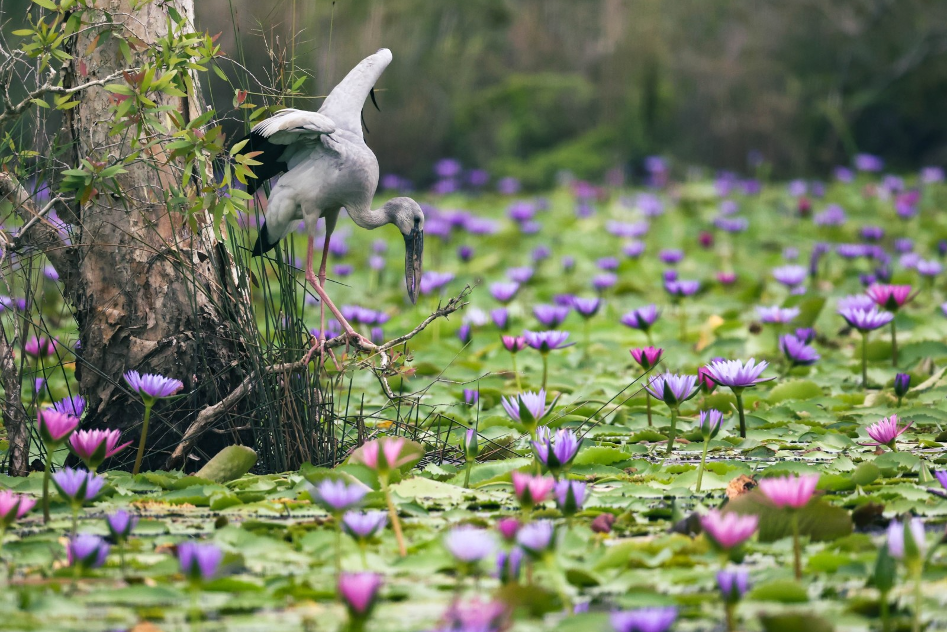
left=37, top=408, right=79, bottom=446
left=69, top=429, right=132, bottom=472
left=0, top=490, right=36, bottom=528
left=700, top=509, right=758, bottom=550
left=357, top=437, right=409, bottom=473
left=862, top=415, right=913, bottom=450
left=759, top=474, right=820, bottom=509
left=866, top=284, right=913, bottom=311
left=511, top=471, right=555, bottom=508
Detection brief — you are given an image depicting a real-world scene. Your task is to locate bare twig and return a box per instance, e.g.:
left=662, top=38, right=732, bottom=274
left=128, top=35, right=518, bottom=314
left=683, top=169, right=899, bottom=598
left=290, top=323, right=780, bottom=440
left=165, top=287, right=471, bottom=468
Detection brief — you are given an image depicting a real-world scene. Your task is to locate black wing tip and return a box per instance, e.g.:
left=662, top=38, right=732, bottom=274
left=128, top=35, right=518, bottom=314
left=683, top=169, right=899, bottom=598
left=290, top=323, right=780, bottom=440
left=250, top=223, right=279, bottom=257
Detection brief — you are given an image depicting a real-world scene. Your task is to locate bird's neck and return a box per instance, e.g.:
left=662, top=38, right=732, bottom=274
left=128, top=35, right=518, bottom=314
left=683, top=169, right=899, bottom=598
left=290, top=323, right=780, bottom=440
left=347, top=202, right=389, bottom=230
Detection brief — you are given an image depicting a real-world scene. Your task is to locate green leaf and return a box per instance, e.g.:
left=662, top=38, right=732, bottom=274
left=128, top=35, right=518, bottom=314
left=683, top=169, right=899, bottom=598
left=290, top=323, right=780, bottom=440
left=32, top=0, right=58, bottom=10
left=195, top=445, right=258, bottom=483
left=748, top=579, right=809, bottom=603
left=726, top=490, right=853, bottom=542
left=767, top=380, right=823, bottom=403
left=759, top=613, right=833, bottom=632
left=851, top=462, right=881, bottom=486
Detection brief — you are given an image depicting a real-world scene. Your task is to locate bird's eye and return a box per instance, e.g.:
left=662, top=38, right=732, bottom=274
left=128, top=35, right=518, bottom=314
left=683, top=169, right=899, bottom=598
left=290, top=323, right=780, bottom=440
left=414, top=217, right=421, bottom=228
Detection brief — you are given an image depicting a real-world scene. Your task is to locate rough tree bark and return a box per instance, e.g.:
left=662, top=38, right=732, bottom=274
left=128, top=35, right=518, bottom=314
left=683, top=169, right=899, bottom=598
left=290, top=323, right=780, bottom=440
left=62, top=0, right=250, bottom=471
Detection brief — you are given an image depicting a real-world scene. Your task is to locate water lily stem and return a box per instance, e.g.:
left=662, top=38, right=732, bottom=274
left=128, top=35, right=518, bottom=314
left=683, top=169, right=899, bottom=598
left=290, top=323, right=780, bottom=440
left=791, top=512, right=802, bottom=580
left=880, top=590, right=890, bottom=632
left=912, top=564, right=922, bottom=632
left=696, top=438, right=710, bottom=492
left=724, top=602, right=736, bottom=632
left=734, top=391, right=747, bottom=439
left=861, top=333, right=868, bottom=389
left=463, top=461, right=473, bottom=488
left=381, top=476, right=407, bottom=557
left=645, top=393, right=652, bottom=427
left=132, top=403, right=153, bottom=476
left=511, top=355, right=521, bottom=391
left=42, top=453, right=52, bottom=524
left=335, top=520, right=343, bottom=578
left=543, top=554, right=572, bottom=612
left=541, top=354, right=549, bottom=391
left=664, top=407, right=678, bottom=456
left=890, top=320, right=898, bottom=367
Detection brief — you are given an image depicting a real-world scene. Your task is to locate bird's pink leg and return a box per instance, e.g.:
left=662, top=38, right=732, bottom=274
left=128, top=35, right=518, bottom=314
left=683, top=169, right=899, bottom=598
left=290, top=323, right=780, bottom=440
left=304, top=236, right=375, bottom=351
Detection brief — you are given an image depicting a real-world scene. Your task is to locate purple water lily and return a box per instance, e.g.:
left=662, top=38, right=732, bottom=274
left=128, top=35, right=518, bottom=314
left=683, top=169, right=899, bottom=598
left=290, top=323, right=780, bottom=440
left=312, top=479, right=367, bottom=513
left=444, top=526, right=496, bottom=564
left=178, top=541, right=223, bottom=582
left=571, top=297, right=602, bottom=319
left=123, top=371, right=184, bottom=402
left=646, top=372, right=698, bottom=456
left=106, top=510, right=138, bottom=541
left=68, top=534, right=110, bottom=570
left=341, top=510, right=388, bottom=542
left=533, top=305, right=570, bottom=328
left=516, top=520, right=556, bottom=557
left=704, top=359, right=773, bottom=438
left=756, top=306, right=800, bottom=324
left=780, top=335, right=820, bottom=367
left=718, top=568, right=750, bottom=603
left=555, top=480, right=586, bottom=517
left=621, top=304, right=660, bottom=338
left=52, top=395, right=86, bottom=418
left=610, top=607, right=677, bottom=632
left=532, top=428, right=580, bottom=475
left=501, top=389, right=553, bottom=432
left=52, top=468, right=105, bottom=505
left=645, top=372, right=698, bottom=408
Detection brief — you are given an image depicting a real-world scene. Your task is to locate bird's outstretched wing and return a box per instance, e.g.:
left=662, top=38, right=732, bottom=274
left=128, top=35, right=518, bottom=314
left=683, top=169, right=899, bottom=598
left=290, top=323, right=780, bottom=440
left=251, top=108, right=336, bottom=144
left=238, top=109, right=337, bottom=195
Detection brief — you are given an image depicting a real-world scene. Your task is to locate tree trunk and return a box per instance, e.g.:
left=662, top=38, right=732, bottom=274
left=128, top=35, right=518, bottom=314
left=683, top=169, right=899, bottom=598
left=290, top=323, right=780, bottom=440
left=0, top=336, right=28, bottom=476
left=63, top=0, right=250, bottom=471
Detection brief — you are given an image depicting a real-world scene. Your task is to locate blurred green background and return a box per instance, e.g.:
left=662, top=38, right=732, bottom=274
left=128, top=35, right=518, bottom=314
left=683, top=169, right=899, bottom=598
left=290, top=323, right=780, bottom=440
left=8, top=0, right=947, bottom=186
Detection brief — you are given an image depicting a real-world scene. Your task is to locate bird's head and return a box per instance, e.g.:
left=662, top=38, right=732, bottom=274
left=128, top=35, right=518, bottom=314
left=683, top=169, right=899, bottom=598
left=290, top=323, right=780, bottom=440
left=384, top=197, right=425, bottom=304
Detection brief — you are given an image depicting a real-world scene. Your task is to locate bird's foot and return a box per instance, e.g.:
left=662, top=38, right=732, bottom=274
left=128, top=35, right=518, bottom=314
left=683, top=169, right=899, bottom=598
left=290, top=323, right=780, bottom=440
left=302, top=337, right=325, bottom=365
left=345, top=331, right=378, bottom=352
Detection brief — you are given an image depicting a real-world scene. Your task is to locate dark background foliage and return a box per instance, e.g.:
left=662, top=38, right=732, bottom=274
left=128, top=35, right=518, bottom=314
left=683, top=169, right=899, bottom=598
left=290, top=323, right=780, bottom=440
left=7, top=0, right=947, bottom=186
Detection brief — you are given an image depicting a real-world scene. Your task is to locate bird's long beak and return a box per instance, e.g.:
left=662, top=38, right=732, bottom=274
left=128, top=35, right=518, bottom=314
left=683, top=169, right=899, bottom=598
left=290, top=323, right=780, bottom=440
left=404, top=227, right=424, bottom=304
left=370, top=87, right=380, bottom=111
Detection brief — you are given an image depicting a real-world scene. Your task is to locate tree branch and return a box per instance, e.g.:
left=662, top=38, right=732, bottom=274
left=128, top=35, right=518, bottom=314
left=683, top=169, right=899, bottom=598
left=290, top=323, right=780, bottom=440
left=164, top=287, right=471, bottom=469
left=0, top=172, right=78, bottom=282
left=0, top=65, right=132, bottom=129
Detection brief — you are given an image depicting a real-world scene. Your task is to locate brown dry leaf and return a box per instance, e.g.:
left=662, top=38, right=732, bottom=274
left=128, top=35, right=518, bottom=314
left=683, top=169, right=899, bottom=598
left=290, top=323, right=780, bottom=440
left=131, top=623, right=165, bottom=632
left=726, top=474, right=757, bottom=501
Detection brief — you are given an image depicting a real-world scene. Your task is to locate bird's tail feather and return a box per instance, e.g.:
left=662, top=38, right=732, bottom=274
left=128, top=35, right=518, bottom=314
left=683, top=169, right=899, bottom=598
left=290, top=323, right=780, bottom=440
left=250, top=222, right=279, bottom=257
